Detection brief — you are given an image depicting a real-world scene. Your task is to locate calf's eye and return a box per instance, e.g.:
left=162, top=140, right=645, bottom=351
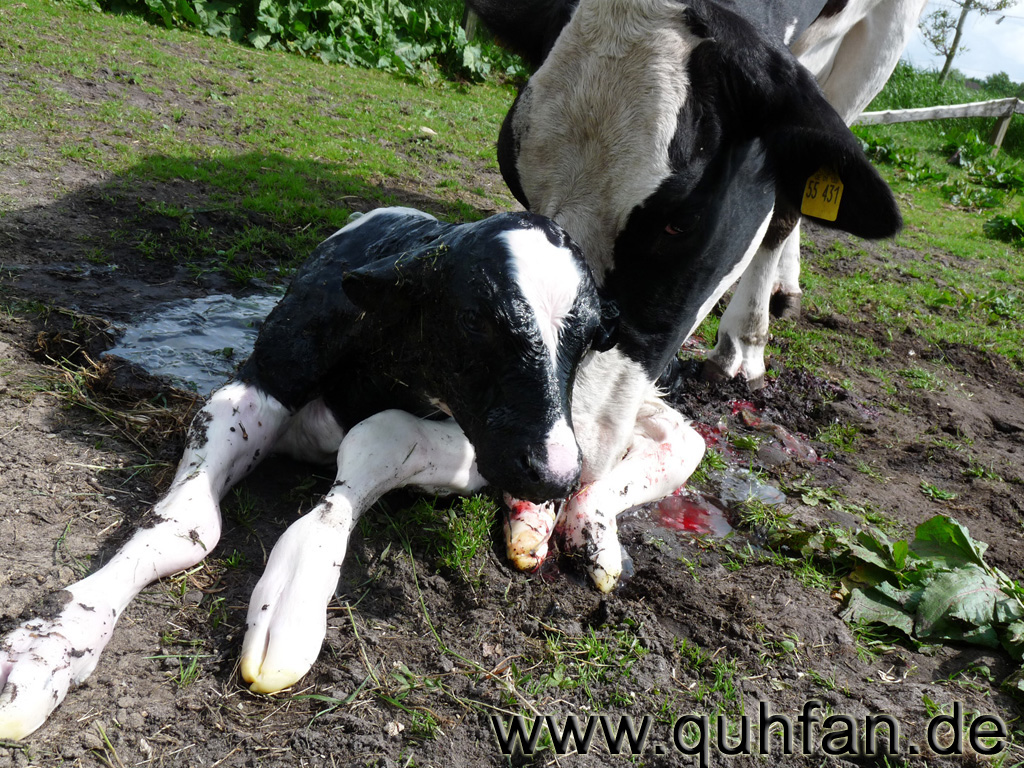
left=460, top=310, right=487, bottom=335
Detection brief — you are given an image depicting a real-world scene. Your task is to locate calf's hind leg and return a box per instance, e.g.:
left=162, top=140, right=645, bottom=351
left=241, top=410, right=486, bottom=694
left=0, top=381, right=289, bottom=740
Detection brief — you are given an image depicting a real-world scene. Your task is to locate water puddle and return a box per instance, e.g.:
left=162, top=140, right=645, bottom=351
left=714, top=467, right=787, bottom=506
left=105, top=293, right=281, bottom=396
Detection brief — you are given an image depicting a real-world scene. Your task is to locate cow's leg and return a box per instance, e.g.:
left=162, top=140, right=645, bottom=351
left=769, top=224, right=802, bottom=319
left=706, top=206, right=801, bottom=390
left=0, top=382, right=289, bottom=740
left=557, top=394, right=705, bottom=592
left=704, top=242, right=781, bottom=388
left=240, top=410, right=485, bottom=694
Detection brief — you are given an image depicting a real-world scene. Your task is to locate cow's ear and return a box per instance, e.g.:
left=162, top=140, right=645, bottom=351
left=466, top=0, right=577, bottom=69
left=683, top=0, right=902, bottom=240
left=342, top=249, right=440, bottom=311
left=765, top=125, right=902, bottom=239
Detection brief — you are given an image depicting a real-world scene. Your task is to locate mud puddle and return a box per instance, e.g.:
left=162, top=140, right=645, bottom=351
left=105, top=292, right=281, bottom=395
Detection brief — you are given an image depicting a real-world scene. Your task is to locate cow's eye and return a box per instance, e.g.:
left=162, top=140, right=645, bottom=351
left=665, top=224, right=681, bottom=235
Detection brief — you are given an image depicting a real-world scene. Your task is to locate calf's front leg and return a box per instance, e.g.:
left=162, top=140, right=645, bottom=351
left=558, top=394, right=705, bottom=592
left=0, top=381, right=289, bottom=740
left=240, top=410, right=486, bottom=694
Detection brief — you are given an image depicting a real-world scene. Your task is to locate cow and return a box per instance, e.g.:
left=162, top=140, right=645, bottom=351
left=0, top=207, right=616, bottom=739
left=465, top=0, right=913, bottom=590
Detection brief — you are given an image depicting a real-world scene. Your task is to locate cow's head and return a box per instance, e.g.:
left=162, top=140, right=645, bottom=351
left=343, top=212, right=616, bottom=502
left=473, top=0, right=901, bottom=376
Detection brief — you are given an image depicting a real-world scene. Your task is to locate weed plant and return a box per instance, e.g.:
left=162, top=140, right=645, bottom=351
left=60, top=0, right=523, bottom=81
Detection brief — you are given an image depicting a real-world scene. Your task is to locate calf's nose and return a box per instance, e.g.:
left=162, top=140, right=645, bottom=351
left=515, top=446, right=580, bottom=501
left=514, top=420, right=581, bottom=501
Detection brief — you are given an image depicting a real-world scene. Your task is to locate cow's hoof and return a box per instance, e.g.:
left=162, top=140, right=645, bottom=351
left=504, top=497, right=556, bottom=572
left=746, top=372, right=766, bottom=391
left=240, top=513, right=345, bottom=694
left=0, top=594, right=117, bottom=740
left=701, top=358, right=733, bottom=383
left=769, top=291, right=802, bottom=319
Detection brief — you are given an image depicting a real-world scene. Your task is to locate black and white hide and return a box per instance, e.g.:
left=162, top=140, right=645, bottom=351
left=467, top=0, right=914, bottom=590
left=0, top=207, right=613, bottom=739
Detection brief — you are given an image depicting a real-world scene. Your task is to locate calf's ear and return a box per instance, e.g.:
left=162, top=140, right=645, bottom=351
left=342, top=248, right=441, bottom=312
left=591, top=297, right=620, bottom=353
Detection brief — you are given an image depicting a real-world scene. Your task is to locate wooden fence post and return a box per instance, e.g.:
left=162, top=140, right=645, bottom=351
left=989, top=99, right=1020, bottom=156
left=856, top=97, right=1024, bottom=155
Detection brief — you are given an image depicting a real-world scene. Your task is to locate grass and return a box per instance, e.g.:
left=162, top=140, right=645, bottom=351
left=745, top=65, right=1024, bottom=382
left=0, top=0, right=518, bottom=286
left=365, top=494, right=498, bottom=583
left=539, top=626, right=648, bottom=707
left=4, top=3, right=1024, bottom=758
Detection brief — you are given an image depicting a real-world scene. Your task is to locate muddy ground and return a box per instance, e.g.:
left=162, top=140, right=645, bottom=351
left=3, top=19, right=1024, bottom=768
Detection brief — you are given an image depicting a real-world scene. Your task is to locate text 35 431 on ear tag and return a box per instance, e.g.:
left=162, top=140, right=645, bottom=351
left=801, top=168, right=844, bottom=222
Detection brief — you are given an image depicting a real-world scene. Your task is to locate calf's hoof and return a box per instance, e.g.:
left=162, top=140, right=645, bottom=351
left=240, top=513, right=346, bottom=694
left=587, top=555, right=623, bottom=594
left=504, top=496, right=556, bottom=571
left=0, top=595, right=116, bottom=740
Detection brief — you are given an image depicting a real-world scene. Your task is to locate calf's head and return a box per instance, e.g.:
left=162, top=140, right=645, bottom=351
left=343, top=212, right=615, bottom=502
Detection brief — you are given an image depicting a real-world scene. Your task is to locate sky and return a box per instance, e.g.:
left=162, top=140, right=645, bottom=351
left=900, top=0, right=1024, bottom=82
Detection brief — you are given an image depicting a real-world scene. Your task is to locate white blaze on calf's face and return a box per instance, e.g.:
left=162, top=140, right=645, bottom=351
left=504, top=226, right=587, bottom=484
left=503, top=227, right=586, bottom=365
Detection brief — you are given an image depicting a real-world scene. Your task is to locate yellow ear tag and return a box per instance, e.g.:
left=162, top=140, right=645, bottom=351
left=800, top=167, right=844, bottom=222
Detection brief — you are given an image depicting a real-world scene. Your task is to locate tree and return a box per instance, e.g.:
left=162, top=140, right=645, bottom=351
left=919, top=0, right=1016, bottom=83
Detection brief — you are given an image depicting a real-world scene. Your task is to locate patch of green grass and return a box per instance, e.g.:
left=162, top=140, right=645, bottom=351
left=815, top=422, right=860, bottom=453
left=689, top=447, right=728, bottom=486
left=733, top=496, right=788, bottom=531
left=367, top=494, right=497, bottom=583
left=899, top=366, right=944, bottom=392
left=536, top=625, right=648, bottom=707
left=728, top=433, right=761, bottom=453
left=963, top=460, right=1003, bottom=482
left=1, top=0, right=521, bottom=285
left=226, top=486, right=261, bottom=531
left=919, top=481, right=959, bottom=502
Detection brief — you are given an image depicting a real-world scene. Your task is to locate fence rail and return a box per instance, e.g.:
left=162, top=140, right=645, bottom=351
left=854, top=97, right=1024, bottom=153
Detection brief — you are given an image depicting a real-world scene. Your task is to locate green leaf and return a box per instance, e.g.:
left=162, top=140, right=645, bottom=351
left=841, top=585, right=916, bottom=637
left=248, top=30, right=273, bottom=48
left=1002, top=621, right=1024, bottom=661
left=1002, top=669, right=1024, bottom=699
left=915, top=565, right=1005, bottom=642
left=909, top=515, right=987, bottom=570
left=892, top=540, right=909, bottom=571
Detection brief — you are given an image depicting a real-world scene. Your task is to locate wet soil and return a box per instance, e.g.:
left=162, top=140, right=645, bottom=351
left=3, top=22, right=1024, bottom=768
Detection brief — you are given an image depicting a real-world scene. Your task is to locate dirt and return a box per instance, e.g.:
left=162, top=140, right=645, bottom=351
left=3, top=23, right=1024, bottom=768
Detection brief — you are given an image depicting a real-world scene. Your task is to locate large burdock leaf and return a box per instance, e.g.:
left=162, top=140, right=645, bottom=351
left=841, top=582, right=917, bottom=637
left=1003, top=620, right=1024, bottom=661
left=910, top=515, right=988, bottom=570
left=915, top=565, right=1020, bottom=647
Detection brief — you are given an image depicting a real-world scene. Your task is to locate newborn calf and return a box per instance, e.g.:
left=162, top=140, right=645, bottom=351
left=0, top=207, right=612, bottom=739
